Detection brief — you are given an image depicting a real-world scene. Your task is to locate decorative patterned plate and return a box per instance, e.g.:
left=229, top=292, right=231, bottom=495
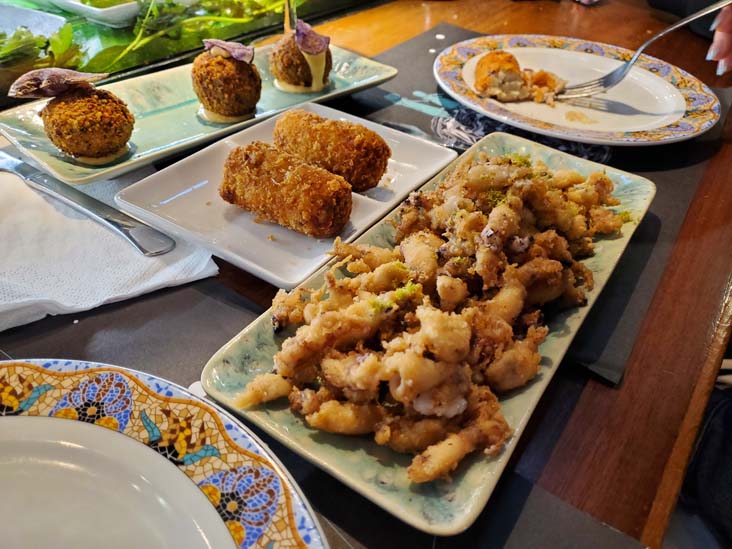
left=200, top=132, right=657, bottom=535
left=0, top=359, right=326, bottom=549
left=0, top=44, right=397, bottom=185
left=433, top=35, right=719, bottom=146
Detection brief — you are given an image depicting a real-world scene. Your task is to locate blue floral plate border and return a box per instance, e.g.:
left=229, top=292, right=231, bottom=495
left=0, top=358, right=327, bottom=549
left=433, top=34, right=719, bottom=146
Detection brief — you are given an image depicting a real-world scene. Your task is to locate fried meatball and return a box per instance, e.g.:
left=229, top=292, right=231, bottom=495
left=191, top=51, right=261, bottom=117
left=273, top=109, right=391, bottom=192
left=220, top=141, right=352, bottom=238
left=40, top=87, right=134, bottom=159
left=268, top=32, right=332, bottom=88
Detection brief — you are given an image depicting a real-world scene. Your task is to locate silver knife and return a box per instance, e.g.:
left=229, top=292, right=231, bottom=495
left=0, top=151, right=175, bottom=256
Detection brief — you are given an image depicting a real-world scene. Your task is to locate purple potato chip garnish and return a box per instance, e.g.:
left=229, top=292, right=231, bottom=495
left=8, top=68, right=108, bottom=99
left=295, top=19, right=330, bottom=55
left=203, top=39, right=255, bottom=63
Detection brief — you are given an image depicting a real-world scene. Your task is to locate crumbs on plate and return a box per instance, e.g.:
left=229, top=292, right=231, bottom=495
left=565, top=110, right=598, bottom=124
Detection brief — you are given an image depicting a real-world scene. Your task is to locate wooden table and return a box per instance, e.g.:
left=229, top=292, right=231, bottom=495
left=2, top=1, right=731, bottom=547
left=324, top=2, right=732, bottom=546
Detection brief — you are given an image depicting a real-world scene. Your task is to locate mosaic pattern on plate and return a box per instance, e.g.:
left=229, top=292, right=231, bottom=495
left=434, top=35, right=719, bottom=144
left=0, top=360, right=324, bottom=549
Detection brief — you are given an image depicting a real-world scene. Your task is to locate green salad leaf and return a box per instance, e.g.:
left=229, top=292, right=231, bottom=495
left=81, top=0, right=292, bottom=73
left=0, top=27, right=46, bottom=65
left=47, top=24, right=83, bottom=68
left=1, top=0, right=309, bottom=100
left=0, top=24, right=82, bottom=99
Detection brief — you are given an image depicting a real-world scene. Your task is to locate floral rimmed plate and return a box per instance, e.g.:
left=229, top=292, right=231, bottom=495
left=200, top=132, right=656, bottom=535
left=433, top=35, right=719, bottom=146
left=0, top=44, right=397, bottom=185
left=0, top=359, right=326, bottom=549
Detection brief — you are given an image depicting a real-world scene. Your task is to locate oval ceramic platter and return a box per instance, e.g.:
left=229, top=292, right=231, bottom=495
left=201, top=132, right=656, bottom=535
left=0, top=44, right=396, bottom=184
left=433, top=35, right=719, bottom=146
left=0, top=359, right=326, bottom=549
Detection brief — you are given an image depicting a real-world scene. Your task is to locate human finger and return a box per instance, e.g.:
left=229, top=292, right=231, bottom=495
left=707, top=30, right=732, bottom=61
left=710, top=6, right=732, bottom=33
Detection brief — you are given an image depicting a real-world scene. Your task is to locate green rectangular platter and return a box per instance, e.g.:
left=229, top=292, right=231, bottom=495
left=0, top=44, right=397, bottom=184
left=201, top=132, right=657, bottom=536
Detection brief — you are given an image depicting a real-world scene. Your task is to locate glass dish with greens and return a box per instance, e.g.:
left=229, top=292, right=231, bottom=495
left=0, top=0, right=366, bottom=105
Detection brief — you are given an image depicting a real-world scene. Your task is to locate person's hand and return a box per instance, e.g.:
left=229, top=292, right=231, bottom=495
left=708, top=6, right=732, bottom=75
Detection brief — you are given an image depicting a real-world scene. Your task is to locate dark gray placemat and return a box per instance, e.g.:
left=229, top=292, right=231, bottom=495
left=328, top=22, right=730, bottom=384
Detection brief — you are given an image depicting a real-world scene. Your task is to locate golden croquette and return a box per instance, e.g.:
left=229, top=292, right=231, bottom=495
left=192, top=51, right=262, bottom=117
left=273, top=109, right=391, bottom=192
left=268, top=33, right=332, bottom=88
left=40, top=87, right=134, bottom=159
left=220, top=141, right=352, bottom=238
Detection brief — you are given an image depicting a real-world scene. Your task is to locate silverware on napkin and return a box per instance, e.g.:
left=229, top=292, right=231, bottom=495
left=0, top=151, right=175, bottom=256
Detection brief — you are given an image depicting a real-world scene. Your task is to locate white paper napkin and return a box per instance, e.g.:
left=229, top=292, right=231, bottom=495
left=0, top=171, right=219, bottom=332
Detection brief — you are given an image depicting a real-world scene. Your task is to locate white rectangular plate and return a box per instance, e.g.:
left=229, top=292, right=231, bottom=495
left=115, top=102, right=457, bottom=289
left=0, top=45, right=397, bottom=184
left=200, top=132, right=656, bottom=535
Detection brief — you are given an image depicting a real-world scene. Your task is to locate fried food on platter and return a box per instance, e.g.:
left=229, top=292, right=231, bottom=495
left=273, top=109, right=392, bottom=192
left=268, top=21, right=332, bottom=92
left=474, top=51, right=530, bottom=102
left=232, top=373, right=292, bottom=408
left=41, top=88, right=134, bottom=161
left=474, top=51, right=566, bottom=106
left=219, top=141, right=352, bottom=238
left=191, top=40, right=261, bottom=119
left=10, top=69, right=134, bottom=163
left=233, top=150, right=628, bottom=483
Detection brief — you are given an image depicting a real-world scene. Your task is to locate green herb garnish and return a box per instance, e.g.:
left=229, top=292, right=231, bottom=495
left=506, top=153, right=531, bottom=167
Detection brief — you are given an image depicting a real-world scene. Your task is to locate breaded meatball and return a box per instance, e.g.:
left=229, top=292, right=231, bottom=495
left=273, top=109, right=391, bottom=192
left=192, top=51, right=262, bottom=117
left=40, top=87, right=134, bottom=159
left=268, top=32, right=332, bottom=88
left=220, top=141, right=352, bottom=238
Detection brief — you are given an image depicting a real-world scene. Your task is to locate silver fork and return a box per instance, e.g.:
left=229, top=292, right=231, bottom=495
left=559, top=0, right=732, bottom=100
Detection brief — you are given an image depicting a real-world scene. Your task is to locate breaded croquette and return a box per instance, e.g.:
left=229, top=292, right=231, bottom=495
left=191, top=40, right=261, bottom=119
left=220, top=141, right=352, bottom=238
left=40, top=87, right=134, bottom=160
left=269, top=33, right=332, bottom=89
left=273, top=109, right=392, bottom=192
left=9, top=69, right=133, bottom=163
left=269, top=21, right=332, bottom=92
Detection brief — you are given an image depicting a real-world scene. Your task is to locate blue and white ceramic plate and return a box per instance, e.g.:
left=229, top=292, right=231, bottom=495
left=201, top=132, right=656, bottom=535
left=0, top=359, right=326, bottom=549
left=434, top=35, right=719, bottom=146
left=0, top=44, right=397, bottom=184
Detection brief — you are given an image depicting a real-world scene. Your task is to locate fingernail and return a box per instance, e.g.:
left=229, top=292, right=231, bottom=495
left=707, top=44, right=719, bottom=60
left=711, top=12, right=722, bottom=31
left=717, top=59, right=728, bottom=75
